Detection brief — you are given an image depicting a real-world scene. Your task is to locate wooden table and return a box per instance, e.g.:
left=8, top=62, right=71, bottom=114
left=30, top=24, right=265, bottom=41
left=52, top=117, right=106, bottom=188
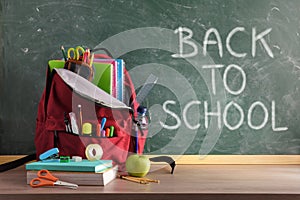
left=1, top=160, right=300, bottom=200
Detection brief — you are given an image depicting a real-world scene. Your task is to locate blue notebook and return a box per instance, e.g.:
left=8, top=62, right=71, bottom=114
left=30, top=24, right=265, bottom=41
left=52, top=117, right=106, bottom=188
left=115, top=59, right=124, bottom=102
left=25, top=159, right=113, bottom=172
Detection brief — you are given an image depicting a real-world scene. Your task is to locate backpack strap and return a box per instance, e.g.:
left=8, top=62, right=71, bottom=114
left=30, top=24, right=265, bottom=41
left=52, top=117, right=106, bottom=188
left=0, top=154, right=36, bottom=173
left=149, top=156, right=176, bottom=174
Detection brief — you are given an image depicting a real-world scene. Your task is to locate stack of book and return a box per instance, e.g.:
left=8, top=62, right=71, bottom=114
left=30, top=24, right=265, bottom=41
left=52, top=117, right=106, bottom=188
left=25, top=159, right=117, bottom=186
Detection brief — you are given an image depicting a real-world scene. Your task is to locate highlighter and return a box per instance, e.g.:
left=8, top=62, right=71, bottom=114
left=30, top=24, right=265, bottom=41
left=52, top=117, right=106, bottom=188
left=96, top=123, right=101, bottom=137
left=110, top=126, right=114, bottom=137
left=106, top=128, right=110, bottom=137
left=101, top=130, right=106, bottom=138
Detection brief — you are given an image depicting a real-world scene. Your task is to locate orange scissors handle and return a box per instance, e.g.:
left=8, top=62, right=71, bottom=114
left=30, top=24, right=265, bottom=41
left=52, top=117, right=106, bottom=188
left=30, top=178, right=55, bottom=188
left=30, top=169, right=78, bottom=189
left=37, top=169, right=58, bottom=181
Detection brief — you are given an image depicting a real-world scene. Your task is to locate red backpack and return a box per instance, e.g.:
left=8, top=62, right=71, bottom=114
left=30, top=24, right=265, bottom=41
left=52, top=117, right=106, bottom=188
left=0, top=48, right=175, bottom=173
left=34, top=49, right=147, bottom=171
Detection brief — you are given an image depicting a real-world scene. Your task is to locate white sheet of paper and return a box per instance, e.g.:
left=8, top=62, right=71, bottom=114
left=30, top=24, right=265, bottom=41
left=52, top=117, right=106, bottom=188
left=55, top=68, right=131, bottom=110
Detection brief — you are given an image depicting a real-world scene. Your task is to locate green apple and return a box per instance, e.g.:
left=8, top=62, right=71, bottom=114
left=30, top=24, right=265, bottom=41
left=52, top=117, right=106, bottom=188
left=125, top=154, right=151, bottom=177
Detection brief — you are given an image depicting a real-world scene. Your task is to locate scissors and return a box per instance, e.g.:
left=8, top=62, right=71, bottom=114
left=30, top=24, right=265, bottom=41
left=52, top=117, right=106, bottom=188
left=30, top=169, right=78, bottom=189
left=67, top=46, right=85, bottom=60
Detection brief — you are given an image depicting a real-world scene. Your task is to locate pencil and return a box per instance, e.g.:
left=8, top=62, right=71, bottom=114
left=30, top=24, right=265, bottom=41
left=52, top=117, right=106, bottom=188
left=131, top=177, right=160, bottom=183
left=89, top=53, right=94, bottom=67
left=61, top=46, right=68, bottom=61
left=117, top=175, right=160, bottom=184
left=117, top=175, right=149, bottom=184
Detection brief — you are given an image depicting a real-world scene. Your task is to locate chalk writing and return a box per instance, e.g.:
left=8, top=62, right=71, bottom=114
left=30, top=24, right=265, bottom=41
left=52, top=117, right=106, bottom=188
left=172, top=27, right=274, bottom=58
left=161, top=27, right=288, bottom=132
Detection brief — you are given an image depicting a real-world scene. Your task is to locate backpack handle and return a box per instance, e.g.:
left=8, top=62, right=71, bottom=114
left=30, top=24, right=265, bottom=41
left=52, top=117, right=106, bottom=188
left=92, top=48, right=113, bottom=59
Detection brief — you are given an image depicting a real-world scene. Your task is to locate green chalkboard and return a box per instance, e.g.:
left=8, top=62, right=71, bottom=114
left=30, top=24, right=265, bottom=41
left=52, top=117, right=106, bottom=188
left=1, top=0, right=300, bottom=156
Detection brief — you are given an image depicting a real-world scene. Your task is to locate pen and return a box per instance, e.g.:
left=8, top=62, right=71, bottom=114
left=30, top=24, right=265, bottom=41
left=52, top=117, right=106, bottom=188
left=134, top=123, right=138, bottom=153
left=100, top=118, right=106, bottom=131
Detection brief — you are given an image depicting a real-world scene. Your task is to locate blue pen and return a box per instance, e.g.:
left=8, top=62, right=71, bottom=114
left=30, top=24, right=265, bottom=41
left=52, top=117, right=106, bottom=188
left=101, top=118, right=107, bottom=131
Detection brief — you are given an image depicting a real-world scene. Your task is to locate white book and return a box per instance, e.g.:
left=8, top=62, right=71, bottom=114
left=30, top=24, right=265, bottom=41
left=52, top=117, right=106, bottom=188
left=27, top=165, right=118, bottom=186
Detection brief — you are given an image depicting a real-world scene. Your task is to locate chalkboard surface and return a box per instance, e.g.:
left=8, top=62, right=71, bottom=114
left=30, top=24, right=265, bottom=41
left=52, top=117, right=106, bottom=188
left=1, top=0, right=300, bottom=155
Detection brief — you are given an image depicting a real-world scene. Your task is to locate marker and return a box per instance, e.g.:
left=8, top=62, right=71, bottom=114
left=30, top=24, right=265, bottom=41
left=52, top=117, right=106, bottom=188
left=106, top=128, right=110, bottom=137
left=110, top=126, right=114, bottom=137
left=61, top=46, right=68, bottom=61
left=100, top=118, right=106, bottom=131
left=101, top=130, right=106, bottom=138
left=96, top=123, right=101, bottom=137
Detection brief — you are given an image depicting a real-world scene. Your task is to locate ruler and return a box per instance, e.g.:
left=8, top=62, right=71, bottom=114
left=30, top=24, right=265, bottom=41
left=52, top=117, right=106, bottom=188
left=134, top=74, right=158, bottom=105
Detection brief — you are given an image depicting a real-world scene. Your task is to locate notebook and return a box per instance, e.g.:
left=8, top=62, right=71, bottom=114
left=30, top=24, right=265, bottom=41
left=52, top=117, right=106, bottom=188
left=94, top=59, right=124, bottom=102
left=93, top=59, right=118, bottom=98
left=92, top=62, right=113, bottom=95
left=25, top=159, right=113, bottom=172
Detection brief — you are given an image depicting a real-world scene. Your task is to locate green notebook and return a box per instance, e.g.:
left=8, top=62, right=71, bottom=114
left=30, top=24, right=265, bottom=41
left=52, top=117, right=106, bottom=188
left=48, top=60, right=64, bottom=71
left=48, top=60, right=113, bottom=95
left=92, top=63, right=113, bottom=95
left=25, top=159, right=113, bottom=172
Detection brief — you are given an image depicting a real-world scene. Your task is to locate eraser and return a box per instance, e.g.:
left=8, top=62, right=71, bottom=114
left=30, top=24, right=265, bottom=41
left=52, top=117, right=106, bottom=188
left=72, top=156, right=82, bottom=162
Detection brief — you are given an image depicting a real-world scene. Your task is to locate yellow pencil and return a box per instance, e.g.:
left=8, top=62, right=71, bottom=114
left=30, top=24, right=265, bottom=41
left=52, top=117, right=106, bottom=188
left=128, top=176, right=160, bottom=183
left=118, top=175, right=160, bottom=184
left=89, top=53, right=94, bottom=67
left=118, top=175, right=149, bottom=184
